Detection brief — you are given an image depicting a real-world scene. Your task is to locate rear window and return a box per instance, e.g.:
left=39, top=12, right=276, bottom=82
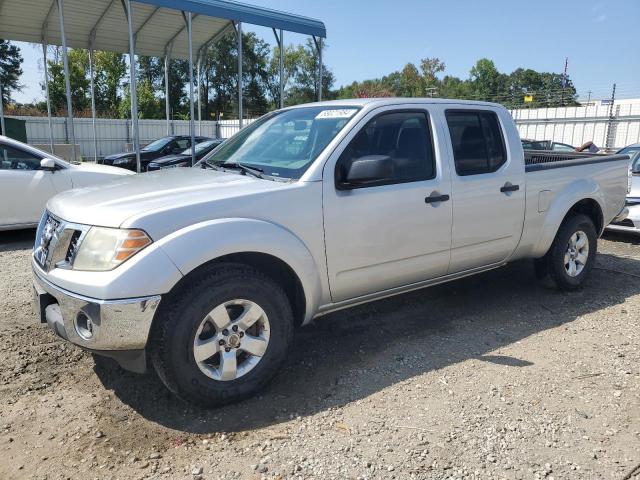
left=445, top=110, right=507, bottom=176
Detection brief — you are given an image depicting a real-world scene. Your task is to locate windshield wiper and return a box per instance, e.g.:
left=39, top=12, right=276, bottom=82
left=220, top=162, right=265, bottom=179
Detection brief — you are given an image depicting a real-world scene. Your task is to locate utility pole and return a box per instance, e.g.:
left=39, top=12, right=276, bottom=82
left=560, top=57, right=568, bottom=106
left=604, top=83, right=617, bottom=151
left=586, top=90, right=592, bottom=104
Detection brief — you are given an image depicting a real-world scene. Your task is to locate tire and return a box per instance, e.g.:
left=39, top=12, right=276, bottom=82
left=149, top=262, right=294, bottom=407
left=534, top=213, right=597, bottom=291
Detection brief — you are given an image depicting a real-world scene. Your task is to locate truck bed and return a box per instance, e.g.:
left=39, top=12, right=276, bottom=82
left=524, top=150, right=630, bottom=172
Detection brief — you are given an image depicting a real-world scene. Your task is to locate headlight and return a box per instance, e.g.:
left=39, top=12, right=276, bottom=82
left=161, top=161, right=189, bottom=169
left=72, top=227, right=152, bottom=271
left=113, top=157, right=132, bottom=165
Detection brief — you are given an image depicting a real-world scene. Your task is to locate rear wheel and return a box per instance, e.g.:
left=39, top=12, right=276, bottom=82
left=149, top=263, right=293, bottom=407
left=535, top=214, right=597, bottom=290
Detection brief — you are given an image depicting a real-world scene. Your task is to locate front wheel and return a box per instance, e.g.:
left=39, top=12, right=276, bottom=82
left=535, top=213, right=597, bottom=291
left=149, top=263, right=294, bottom=407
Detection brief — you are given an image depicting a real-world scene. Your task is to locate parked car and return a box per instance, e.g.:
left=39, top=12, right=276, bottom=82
left=606, top=144, right=640, bottom=234
left=0, top=136, right=132, bottom=230
left=99, top=135, right=210, bottom=172
left=521, top=139, right=576, bottom=151
left=146, top=138, right=225, bottom=171
left=32, top=99, right=630, bottom=407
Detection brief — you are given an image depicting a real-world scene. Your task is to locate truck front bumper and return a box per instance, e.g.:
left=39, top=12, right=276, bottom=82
left=32, top=268, right=161, bottom=372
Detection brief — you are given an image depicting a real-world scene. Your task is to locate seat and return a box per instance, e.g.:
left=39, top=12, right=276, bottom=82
left=394, top=127, right=429, bottom=180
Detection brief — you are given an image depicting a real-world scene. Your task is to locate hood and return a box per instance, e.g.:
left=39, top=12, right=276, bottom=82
left=104, top=151, right=155, bottom=161
left=71, top=162, right=134, bottom=176
left=149, top=153, right=189, bottom=165
left=47, top=167, right=287, bottom=231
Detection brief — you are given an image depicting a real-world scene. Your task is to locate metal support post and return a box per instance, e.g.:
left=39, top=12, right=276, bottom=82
left=41, top=41, right=55, bottom=153
left=88, top=47, right=98, bottom=161
left=236, top=22, right=243, bottom=128
left=122, top=0, right=141, bottom=172
left=56, top=0, right=77, bottom=161
left=184, top=11, right=196, bottom=165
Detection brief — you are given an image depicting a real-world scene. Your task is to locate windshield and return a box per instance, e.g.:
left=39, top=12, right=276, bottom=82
left=619, top=147, right=640, bottom=171
left=203, top=106, right=360, bottom=179
left=181, top=140, right=218, bottom=155
left=142, top=137, right=173, bottom=152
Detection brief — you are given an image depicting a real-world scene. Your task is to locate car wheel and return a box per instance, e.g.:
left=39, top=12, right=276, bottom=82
left=535, top=214, right=597, bottom=291
left=150, top=263, right=294, bottom=407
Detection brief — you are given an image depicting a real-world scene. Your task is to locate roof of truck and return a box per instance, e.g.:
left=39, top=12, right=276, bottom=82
left=287, top=98, right=504, bottom=109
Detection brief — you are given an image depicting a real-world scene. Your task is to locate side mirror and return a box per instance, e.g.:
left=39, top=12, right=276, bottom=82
left=338, top=155, right=394, bottom=189
left=40, top=158, right=56, bottom=171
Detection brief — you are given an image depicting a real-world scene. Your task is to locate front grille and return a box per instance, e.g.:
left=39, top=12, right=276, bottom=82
left=34, top=212, right=88, bottom=271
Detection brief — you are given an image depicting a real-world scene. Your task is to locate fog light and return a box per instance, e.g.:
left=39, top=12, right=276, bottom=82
left=75, top=311, right=94, bottom=340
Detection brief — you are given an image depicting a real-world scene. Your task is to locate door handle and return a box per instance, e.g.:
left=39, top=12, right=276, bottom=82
left=500, top=183, right=520, bottom=193
left=425, top=193, right=450, bottom=204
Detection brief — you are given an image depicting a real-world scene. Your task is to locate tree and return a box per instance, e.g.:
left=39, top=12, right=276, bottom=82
left=469, top=58, right=507, bottom=101
left=119, top=78, right=163, bottom=119
left=420, top=57, right=445, bottom=95
left=43, top=47, right=90, bottom=114
left=93, top=51, right=126, bottom=115
left=0, top=40, right=23, bottom=104
left=285, top=39, right=335, bottom=105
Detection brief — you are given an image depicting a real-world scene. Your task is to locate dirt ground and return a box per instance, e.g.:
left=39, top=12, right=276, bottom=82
left=0, top=229, right=638, bottom=480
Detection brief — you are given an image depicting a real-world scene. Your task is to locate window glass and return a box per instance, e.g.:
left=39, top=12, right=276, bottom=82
left=175, top=139, right=189, bottom=150
left=204, top=106, right=360, bottom=179
left=0, top=145, right=42, bottom=170
left=552, top=143, right=575, bottom=152
left=337, top=111, right=435, bottom=186
left=446, top=110, right=507, bottom=176
left=142, top=136, right=173, bottom=151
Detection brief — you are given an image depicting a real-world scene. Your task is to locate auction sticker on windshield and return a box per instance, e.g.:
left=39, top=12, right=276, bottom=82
left=315, top=109, right=357, bottom=119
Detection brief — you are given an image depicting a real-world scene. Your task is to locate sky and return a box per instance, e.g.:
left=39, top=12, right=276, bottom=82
left=10, top=0, right=640, bottom=104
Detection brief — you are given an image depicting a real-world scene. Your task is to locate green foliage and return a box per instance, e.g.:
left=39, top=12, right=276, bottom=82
left=0, top=40, right=23, bottom=103
left=43, top=47, right=90, bottom=114
left=24, top=33, right=334, bottom=119
left=93, top=52, right=126, bottom=115
left=119, top=79, right=163, bottom=119
left=337, top=56, right=578, bottom=107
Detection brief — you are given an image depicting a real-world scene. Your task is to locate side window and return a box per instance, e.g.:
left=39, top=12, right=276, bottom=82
left=0, top=144, right=42, bottom=171
left=337, top=111, right=435, bottom=186
left=175, top=139, right=189, bottom=149
left=445, top=110, right=506, bottom=176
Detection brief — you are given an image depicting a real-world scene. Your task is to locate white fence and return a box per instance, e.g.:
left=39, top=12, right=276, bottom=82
left=511, top=103, right=640, bottom=151
left=13, top=116, right=248, bottom=159
left=13, top=103, right=640, bottom=159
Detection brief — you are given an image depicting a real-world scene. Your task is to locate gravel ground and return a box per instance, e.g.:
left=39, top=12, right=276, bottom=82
left=0, top=229, right=638, bottom=480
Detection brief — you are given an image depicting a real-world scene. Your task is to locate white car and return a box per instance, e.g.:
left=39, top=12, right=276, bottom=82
left=0, top=136, right=133, bottom=230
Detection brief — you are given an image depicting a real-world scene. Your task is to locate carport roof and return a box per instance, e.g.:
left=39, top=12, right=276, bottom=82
left=0, top=0, right=326, bottom=59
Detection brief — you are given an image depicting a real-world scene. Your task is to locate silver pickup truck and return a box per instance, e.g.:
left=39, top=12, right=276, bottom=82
left=32, top=98, right=630, bottom=406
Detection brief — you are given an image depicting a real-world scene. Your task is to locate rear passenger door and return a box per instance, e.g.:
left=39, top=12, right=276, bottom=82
left=323, top=107, right=453, bottom=302
left=444, top=108, right=525, bottom=273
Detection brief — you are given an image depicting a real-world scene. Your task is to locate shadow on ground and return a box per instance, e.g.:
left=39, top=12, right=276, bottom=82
left=0, top=229, right=36, bottom=253
left=93, top=251, right=640, bottom=434
left=602, top=230, right=640, bottom=246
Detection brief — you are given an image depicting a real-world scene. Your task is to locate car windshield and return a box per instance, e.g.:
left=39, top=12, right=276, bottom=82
left=203, top=106, right=360, bottom=179
left=142, top=137, right=173, bottom=151
left=181, top=140, right=218, bottom=155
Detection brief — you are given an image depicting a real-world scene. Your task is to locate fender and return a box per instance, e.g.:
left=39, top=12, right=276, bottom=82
left=531, top=177, right=605, bottom=258
left=155, top=217, right=324, bottom=324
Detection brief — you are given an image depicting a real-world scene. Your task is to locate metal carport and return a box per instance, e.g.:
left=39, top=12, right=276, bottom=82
left=0, top=0, right=326, bottom=170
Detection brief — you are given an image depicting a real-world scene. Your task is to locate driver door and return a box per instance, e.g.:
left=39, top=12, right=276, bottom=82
left=323, top=107, right=453, bottom=302
left=0, top=143, right=58, bottom=226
